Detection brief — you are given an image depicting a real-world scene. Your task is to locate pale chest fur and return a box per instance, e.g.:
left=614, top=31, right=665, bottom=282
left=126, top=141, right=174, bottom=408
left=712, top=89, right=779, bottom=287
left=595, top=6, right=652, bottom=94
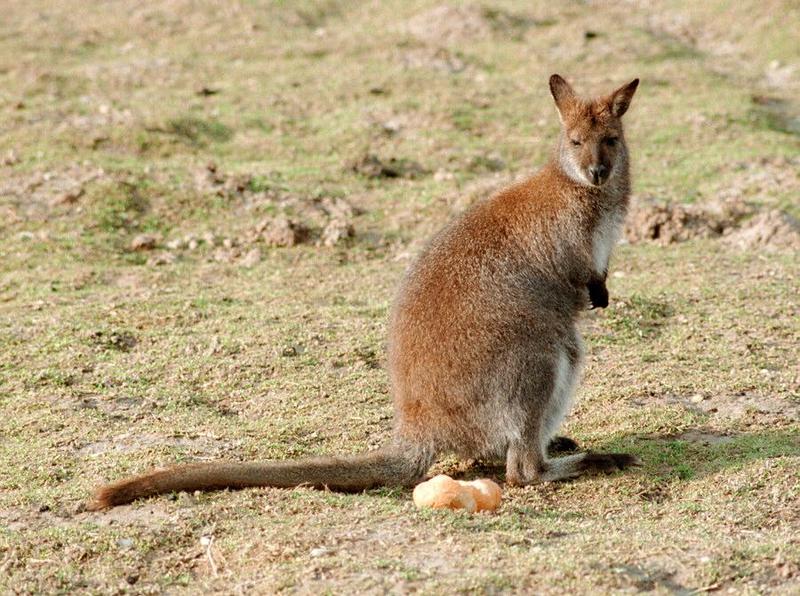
left=591, top=208, right=626, bottom=275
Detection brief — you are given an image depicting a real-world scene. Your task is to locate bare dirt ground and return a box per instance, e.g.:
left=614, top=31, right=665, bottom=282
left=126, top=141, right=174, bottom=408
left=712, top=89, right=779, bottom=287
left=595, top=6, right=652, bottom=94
left=1, top=1, right=798, bottom=593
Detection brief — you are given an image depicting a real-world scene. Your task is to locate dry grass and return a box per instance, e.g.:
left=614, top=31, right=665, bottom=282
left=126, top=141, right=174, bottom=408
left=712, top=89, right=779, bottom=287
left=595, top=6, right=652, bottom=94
left=1, top=1, right=798, bottom=593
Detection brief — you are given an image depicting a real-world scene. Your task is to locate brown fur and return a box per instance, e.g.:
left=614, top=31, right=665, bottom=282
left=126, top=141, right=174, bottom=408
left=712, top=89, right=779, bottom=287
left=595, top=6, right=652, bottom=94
left=88, top=75, right=640, bottom=510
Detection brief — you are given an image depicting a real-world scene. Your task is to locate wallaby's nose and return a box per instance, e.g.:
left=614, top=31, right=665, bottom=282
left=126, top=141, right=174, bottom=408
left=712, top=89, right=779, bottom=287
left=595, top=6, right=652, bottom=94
left=588, top=164, right=608, bottom=185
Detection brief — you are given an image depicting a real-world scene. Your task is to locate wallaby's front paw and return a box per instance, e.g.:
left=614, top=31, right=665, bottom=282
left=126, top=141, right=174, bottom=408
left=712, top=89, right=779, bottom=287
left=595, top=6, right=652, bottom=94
left=587, top=278, right=609, bottom=309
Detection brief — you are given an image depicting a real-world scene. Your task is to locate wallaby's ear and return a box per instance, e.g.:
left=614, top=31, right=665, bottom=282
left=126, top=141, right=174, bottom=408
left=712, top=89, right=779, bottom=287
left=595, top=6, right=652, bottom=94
left=608, top=78, right=639, bottom=118
left=549, top=74, right=575, bottom=122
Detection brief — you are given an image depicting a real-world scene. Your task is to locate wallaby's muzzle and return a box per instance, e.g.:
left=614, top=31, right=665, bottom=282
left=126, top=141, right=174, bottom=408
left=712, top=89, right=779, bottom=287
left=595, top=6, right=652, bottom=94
left=588, top=164, right=609, bottom=186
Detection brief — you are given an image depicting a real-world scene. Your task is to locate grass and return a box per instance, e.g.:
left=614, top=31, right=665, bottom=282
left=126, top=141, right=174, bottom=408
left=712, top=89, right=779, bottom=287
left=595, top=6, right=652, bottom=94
left=163, top=117, right=235, bottom=146
left=1, top=0, right=799, bottom=593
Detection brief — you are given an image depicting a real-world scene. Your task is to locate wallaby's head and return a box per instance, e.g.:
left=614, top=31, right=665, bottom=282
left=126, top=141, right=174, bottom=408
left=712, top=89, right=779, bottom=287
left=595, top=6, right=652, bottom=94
left=549, top=74, right=639, bottom=188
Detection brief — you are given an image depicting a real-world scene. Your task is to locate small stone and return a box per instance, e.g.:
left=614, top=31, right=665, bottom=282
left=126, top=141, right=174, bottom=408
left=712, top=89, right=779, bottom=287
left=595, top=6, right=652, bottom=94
left=130, top=233, right=160, bottom=251
left=146, top=252, right=177, bottom=266
left=116, top=538, right=134, bottom=549
left=176, top=491, right=197, bottom=507
left=309, top=547, right=329, bottom=558
left=51, top=188, right=84, bottom=206
left=2, top=149, right=20, bottom=166
left=261, top=216, right=309, bottom=247
left=433, top=169, right=455, bottom=182
left=381, top=119, right=402, bottom=135
left=212, top=248, right=238, bottom=263
left=689, top=394, right=705, bottom=404
left=320, top=218, right=354, bottom=247
left=240, top=247, right=261, bottom=267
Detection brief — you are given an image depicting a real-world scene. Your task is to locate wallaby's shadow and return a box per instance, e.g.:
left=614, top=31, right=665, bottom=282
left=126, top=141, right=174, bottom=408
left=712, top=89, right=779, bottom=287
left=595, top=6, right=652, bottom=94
left=602, top=428, right=798, bottom=482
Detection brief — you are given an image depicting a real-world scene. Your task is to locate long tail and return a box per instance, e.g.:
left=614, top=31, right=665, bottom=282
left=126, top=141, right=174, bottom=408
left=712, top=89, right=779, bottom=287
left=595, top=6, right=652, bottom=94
left=87, top=446, right=433, bottom=510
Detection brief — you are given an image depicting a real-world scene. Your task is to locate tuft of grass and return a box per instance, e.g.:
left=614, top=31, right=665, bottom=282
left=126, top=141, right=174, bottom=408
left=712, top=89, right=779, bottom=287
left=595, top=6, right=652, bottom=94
left=480, top=6, right=539, bottom=40
left=602, top=294, right=674, bottom=342
left=88, top=181, right=151, bottom=233
left=165, top=117, right=234, bottom=145
left=748, top=96, right=800, bottom=136
left=88, top=329, right=138, bottom=353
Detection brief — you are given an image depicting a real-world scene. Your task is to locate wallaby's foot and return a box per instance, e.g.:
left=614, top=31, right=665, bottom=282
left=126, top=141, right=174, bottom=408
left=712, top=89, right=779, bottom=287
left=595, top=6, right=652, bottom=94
left=507, top=450, right=642, bottom=485
left=581, top=452, right=642, bottom=473
left=505, top=442, right=544, bottom=487
left=547, top=436, right=579, bottom=454
left=541, top=452, right=641, bottom=482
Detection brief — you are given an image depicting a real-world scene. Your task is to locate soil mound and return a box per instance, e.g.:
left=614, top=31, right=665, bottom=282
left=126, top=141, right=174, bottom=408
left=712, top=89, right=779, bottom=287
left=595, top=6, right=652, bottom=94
left=624, top=197, right=748, bottom=244
left=404, top=4, right=493, bottom=45
left=724, top=209, right=800, bottom=251
left=625, top=197, right=799, bottom=251
left=403, top=4, right=535, bottom=45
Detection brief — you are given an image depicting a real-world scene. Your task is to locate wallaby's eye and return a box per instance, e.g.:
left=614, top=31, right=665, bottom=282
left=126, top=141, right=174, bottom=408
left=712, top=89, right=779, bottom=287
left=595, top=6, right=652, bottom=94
left=604, top=137, right=618, bottom=147
left=570, top=139, right=581, bottom=146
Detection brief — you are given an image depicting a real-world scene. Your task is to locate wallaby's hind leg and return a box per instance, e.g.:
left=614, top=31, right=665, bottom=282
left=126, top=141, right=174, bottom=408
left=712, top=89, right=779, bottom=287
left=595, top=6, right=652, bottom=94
left=505, top=440, right=544, bottom=486
left=506, top=340, right=640, bottom=486
left=505, top=347, right=573, bottom=486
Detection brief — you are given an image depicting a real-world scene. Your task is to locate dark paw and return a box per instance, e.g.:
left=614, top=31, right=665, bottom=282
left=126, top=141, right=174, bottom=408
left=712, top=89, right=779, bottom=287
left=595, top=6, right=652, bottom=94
left=548, top=436, right=579, bottom=454
left=582, top=452, right=642, bottom=473
left=588, top=279, right=609, bottom=309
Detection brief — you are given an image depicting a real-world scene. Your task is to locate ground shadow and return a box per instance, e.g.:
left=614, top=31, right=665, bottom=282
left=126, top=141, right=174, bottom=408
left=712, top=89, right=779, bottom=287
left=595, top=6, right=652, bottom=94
left=409, top=428, right=799, bottom=487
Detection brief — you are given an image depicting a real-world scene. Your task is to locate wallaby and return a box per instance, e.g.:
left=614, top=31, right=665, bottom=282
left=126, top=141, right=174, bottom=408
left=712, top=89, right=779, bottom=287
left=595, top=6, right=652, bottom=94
left=88, top=74, right=640, bottom=510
